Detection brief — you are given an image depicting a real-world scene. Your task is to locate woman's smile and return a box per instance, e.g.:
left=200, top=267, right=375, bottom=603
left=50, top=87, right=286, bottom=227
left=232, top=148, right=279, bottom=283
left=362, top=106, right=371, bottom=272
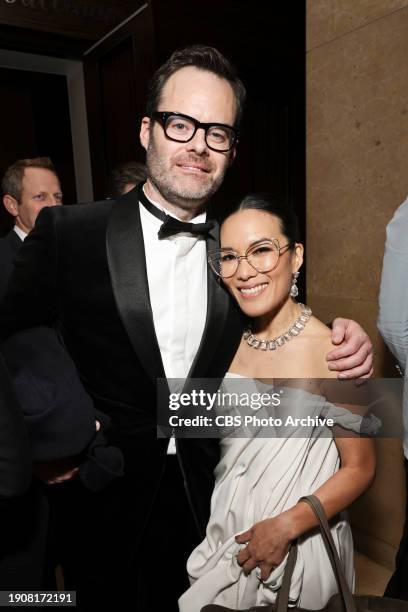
left=237, top=281, right=269, bottom=298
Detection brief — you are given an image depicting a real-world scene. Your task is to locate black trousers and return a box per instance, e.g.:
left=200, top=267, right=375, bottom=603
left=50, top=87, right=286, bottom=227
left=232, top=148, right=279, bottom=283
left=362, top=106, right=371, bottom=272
left=137, top=455, right=201, bottom=612
left=385, top=458, right=408, bottom=600
left=0, top=482, right=49, bottom=590
left=47, top=455, right=200, bottom=611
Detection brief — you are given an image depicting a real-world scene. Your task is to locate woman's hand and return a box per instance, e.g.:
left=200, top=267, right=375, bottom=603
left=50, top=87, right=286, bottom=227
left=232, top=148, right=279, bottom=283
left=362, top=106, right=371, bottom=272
left=235, top=514, right=293, bottom=580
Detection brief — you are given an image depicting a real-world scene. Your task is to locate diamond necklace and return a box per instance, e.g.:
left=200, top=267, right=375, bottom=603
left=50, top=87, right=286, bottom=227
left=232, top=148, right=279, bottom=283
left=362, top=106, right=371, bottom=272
left=243, top=303, right=312, bottom=350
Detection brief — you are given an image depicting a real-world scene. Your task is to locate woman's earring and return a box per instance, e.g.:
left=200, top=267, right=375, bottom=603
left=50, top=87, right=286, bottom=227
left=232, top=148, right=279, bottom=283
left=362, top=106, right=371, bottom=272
left=290, top=271, right=299, bottom=297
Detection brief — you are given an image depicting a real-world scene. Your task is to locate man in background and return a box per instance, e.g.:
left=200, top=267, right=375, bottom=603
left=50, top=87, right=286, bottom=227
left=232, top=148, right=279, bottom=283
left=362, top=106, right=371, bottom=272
left=0, top=157, right=62, bottom=302
left=378, top=195, right=408, bottom=600
left=0, top=157, right=62, bottom=588
left=107, top=160, right=147, bottom=198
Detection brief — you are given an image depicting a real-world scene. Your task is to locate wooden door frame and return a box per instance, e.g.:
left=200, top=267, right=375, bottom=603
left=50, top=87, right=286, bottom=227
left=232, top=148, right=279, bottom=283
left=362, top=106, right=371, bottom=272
left=82, top=2, right=155, bottom=199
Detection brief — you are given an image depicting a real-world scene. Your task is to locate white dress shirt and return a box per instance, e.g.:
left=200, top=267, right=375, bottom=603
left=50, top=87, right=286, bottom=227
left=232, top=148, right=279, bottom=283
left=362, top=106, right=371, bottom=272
left=139, top=188, right=208, bottom=453
left=13, top=226, right=28, bottom=241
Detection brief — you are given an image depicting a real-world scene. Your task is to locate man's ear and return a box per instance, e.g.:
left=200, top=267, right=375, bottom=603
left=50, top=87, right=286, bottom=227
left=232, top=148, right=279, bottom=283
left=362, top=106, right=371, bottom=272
left=140, top=117, right=151, bottom=151
left=3, top=195, right=19, bottom=218
left=228, top=146, right=237, bottom=168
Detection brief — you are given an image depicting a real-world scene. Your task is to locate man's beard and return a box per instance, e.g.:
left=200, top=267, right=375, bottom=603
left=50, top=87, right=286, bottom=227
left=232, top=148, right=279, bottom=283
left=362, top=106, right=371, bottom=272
left=145, top=136, right=227, bottom=212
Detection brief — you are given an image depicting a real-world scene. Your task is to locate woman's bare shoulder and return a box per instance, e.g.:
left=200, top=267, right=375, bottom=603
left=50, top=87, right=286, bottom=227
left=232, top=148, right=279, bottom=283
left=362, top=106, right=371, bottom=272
left=302, top=316, right=338, bottom=379
left=304, top=315, right=332, bottom=341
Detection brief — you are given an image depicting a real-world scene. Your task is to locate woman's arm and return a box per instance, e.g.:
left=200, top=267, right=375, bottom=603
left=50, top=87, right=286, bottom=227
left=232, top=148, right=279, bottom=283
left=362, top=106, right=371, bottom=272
left=280, top=435, right=375, bottom=539
left=236, top=423, right=376, bottom=579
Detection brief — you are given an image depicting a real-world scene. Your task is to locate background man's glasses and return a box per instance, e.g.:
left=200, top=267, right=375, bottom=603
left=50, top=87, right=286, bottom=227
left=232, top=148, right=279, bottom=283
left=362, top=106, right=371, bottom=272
left=152, top=111, right=238, bottom=152
left=208, top=239, right=294, bottom=278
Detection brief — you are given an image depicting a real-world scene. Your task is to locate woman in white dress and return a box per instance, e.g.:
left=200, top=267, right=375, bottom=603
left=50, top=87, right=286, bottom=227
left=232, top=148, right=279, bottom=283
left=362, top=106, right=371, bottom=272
left=179, top=194, right=376, bottom=611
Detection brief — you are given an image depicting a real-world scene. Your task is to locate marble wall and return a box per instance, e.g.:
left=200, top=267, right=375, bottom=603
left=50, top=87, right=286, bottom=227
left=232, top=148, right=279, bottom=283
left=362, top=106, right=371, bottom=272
left=307, top=0, right=408, bottom=374
left=307, top=0, right=408, bottom=571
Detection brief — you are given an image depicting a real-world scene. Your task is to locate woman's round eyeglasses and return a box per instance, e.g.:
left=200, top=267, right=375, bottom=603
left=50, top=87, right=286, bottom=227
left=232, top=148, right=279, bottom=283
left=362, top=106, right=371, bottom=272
left=208, top=239, right=294, bottom=278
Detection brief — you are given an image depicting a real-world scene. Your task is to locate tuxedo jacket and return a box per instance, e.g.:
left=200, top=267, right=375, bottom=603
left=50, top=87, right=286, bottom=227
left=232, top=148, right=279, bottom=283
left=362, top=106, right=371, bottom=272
left=0, top=352, right=31, bottom=502
left=0, top=187, right=244, bottom=535
left=0, top=230, right=22, bottom=304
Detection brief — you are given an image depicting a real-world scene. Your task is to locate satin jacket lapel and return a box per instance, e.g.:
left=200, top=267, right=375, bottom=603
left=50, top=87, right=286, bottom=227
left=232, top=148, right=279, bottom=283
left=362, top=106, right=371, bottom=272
left=187, top=224, right=231, bottom=380
left=106, top=189, right=166, bottom=383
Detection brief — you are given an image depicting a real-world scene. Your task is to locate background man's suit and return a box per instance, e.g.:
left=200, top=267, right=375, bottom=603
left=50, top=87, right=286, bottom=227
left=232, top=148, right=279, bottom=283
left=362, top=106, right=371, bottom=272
left=0, top=352, right=31, bottom=501
left=0, top=186, right=244, bottom=608
left=0, top=352, right=33, bottom=588
left=0, top=230, right=22, bottom=303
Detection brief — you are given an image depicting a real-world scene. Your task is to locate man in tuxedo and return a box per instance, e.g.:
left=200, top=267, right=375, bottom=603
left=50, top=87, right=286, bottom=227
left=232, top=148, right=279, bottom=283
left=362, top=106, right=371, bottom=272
left=0, top=157, right=62, bottom=302
left=1, top=46, right=373, bottom=609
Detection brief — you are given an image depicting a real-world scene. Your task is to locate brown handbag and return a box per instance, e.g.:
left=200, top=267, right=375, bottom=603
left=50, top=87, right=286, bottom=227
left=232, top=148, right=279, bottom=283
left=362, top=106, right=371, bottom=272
left=201, top=495, right=408, bottom=612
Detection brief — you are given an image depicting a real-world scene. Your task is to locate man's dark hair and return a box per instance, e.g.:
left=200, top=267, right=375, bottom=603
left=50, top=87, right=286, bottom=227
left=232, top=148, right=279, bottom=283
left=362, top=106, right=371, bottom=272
left=1, top=157, right=57, bottom=202
left=146, top=45, right=246, bottom=126
left=108, top=161, right=147, bottom=198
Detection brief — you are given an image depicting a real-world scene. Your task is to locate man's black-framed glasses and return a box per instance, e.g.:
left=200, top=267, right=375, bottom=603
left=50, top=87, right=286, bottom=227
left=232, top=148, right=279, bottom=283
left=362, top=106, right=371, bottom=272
left=208, top=239, right=294, bottom=278
left=152, top=111, right=238, bottom=152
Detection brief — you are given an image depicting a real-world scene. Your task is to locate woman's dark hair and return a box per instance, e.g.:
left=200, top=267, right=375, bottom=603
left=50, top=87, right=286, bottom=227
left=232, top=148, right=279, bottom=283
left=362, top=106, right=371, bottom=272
left=146, top=44, right=246, bottom=126
left=235, top=192, right=301, bottom=245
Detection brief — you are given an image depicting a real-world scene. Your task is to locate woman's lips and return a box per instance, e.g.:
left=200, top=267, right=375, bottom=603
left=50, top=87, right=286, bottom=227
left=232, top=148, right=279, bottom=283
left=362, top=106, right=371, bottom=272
left=238, top=282, right=268, bottom=298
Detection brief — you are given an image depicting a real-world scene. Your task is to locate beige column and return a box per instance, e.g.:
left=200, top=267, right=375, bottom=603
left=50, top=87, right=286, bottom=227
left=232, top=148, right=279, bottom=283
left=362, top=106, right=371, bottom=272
left=307, top=0, right=408, bottom=587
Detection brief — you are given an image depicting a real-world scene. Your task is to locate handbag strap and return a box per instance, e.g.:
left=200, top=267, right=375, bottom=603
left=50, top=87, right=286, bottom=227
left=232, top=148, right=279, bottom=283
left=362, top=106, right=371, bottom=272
left=275, top=542, right=298, bottom=612
left=300, top=496, right=356, bottom=611
left=275, top=495, right=357, bottom=612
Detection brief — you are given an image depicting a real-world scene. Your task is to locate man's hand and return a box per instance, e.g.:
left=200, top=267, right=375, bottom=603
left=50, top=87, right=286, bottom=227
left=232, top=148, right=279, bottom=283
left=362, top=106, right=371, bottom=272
left=235, top=516, right=292, bottom=581
left=33, top=421, right=100, bottom=485
left=34, top=457, right=79, bottom=485
left=326, top=318, right=373, bottom=379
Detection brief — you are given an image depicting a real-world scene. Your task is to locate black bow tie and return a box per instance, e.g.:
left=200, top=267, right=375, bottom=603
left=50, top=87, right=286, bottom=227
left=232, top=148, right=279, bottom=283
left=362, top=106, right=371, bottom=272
left=138, top=185, right=215, bottom=240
